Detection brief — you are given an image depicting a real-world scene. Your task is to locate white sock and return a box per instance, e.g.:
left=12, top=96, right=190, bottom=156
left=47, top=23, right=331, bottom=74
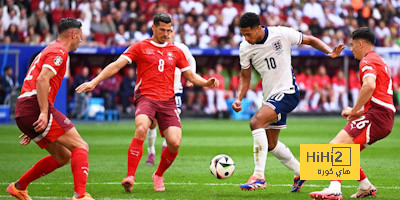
left=329, top=181, right=342, bottom=192
left=252, top=128, right=268, bottom=179
left=269, top=141, right=300, bottom=177
left=147, top=127, right=157, bottom=154
left=162, top=139, right=167, bottom=148
left=359, top=178, right=372, bottom=190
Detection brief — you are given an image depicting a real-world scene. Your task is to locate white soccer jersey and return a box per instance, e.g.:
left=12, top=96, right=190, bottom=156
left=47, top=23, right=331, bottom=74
left=239, top=26, right=302, bottom=101
left=174, top=42, right=196, bottom=93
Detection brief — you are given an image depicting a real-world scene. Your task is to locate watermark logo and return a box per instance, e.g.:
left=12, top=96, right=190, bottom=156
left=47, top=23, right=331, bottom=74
left=300, top=144, right=360, bottom=180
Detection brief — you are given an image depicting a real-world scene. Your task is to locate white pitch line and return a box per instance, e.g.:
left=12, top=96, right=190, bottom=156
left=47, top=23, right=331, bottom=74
left=1, top=182, right=400, bottom=189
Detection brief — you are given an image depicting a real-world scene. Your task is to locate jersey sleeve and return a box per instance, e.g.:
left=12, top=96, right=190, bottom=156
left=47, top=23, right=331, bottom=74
left=280, top=26, right=303, bottom=45
left=239, top=45, right=251, bottom=69
left=177, top=43, right=196, bottom=73
left=176, top=48, right=191, bottom=72
left=360, top=60, right=377, bottom=80
left=42, top=51, right=67, bottom=75
left=120, top=43, right=140, bottom=64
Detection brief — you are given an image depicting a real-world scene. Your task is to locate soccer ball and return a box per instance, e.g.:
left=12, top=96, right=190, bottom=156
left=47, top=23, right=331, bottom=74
left=209, top=154, right=235, bottom=179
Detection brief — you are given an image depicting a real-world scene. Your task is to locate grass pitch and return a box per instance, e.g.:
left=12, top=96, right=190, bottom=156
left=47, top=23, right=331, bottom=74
left=1, top=117, right=399, bottom=199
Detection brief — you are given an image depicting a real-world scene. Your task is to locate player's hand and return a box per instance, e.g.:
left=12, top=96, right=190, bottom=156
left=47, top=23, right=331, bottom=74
left=342, top=107, right=362, bottom=121
left=75, top=81, right=97, bottom=93
left=33, top=112, right=48, bottom=132
left=232, top=99, right=242, bottom=112
left=206, top=77, right=219, bottom=88
left=186, top=81, right=194, bottom=87
left=327, top=44, right=345, bottom=58
left=19, top=133, right=31, bottom=145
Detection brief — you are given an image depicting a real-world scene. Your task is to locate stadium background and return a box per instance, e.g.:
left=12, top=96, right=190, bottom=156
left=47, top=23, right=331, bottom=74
left=1, top=0, right=400, bottom=121
left=1, top=1, right=400, bottom=200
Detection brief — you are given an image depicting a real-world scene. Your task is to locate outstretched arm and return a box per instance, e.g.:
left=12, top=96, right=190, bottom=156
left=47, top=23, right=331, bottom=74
left=182, top=70, right=219, bottom=88
left=76, top=57, right=129, bottom=93
left=302, top=35, right=345, bottom=58
left=232, top=67, right=251, bottom=112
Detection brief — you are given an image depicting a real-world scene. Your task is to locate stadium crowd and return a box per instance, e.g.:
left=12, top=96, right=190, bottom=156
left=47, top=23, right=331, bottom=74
left=1, top=0, right=400, bottom=48
left=2, top=0, right=400, bottom=117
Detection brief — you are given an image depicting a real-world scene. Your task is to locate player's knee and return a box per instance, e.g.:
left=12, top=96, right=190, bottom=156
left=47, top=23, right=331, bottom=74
left=167, top=140, right=180, bottom=152
left=135, top=125, right=148, bottom=139
left=249, top=117, right=263, bottom=130
left=53, top=151, right=71, bottom=165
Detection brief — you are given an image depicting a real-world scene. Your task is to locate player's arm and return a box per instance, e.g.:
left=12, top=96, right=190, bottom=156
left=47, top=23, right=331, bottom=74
left=185, top=54, right=197, bottom=87
left=232, top=67, right=251, bottom=112
left=34, top=67, right=55, bottom=132
left=182, top=69, right=219, bottom=88
left=76, top=57, right=129, bottom=93
left=302, top=35, right=344, bottom=58
left=342, top=76, right=376, bottom=121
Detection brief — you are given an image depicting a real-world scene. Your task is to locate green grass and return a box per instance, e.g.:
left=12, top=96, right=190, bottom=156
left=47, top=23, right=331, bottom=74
left=1, top=117, right=399, bottom=199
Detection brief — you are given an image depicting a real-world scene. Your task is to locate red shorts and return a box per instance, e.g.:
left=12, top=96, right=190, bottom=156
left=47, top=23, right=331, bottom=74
left=15, top=96, right=74, bottom=149
left=134, top=94, right=181, bottom=135
left=343, top=103, right=394, bottom=151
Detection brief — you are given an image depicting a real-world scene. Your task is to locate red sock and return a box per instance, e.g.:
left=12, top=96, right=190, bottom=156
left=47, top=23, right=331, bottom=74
left=71, top=148, right=89, bottom=198
left=155, top=147, right=178, bottom=177
left=17, top=155, right=62, bottom=190
left=127, top=138, right=144, bottom=177
left=332, top=180, right=342, bottom=183
left=359, top=166, right=367, bottom=181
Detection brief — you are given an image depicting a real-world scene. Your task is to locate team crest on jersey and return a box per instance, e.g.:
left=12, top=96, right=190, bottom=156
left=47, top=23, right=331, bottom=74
left=54, top=56, right=63, bottom=66
left=167, top=52, right=173, bottom=60
left=145, top=49, right=155, bottom=55
left=272, top=40, right=283, bottom=55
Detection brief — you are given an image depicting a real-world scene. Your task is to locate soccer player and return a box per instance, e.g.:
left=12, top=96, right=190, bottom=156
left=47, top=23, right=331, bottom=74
left=232, top=12, right=344, bottom=192
left=76, top=13, right=218, bottom=192
left=145, top=25, right=197, bottom=166
left=7, top=18, right=94, bottom=200
left=309, top=27, right=395, bottom=199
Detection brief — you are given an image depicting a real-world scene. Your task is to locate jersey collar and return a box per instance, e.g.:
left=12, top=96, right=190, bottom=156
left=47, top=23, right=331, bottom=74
left=256, top=25, right=269, bottom=45
left=150, top=40, right=168, bottom=47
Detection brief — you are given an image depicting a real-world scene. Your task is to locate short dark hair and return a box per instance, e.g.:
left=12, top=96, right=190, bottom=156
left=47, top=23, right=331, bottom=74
left=239, top=12, right=260, bottom=29
left=4, top=66, right=12, bottom=73
left=350, top=27, right=375, bottom=45
left=153, top=13, right=171, bottom=26
left=58, top=18, right=82, bottom=34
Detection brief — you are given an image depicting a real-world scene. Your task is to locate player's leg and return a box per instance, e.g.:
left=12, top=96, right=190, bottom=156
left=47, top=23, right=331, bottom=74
left=205, top=89, right=216, bottom=114
left=55, top=127, right=92, bottom=199
left=350, top=166, right=377, bottom=198
left=153, top=126, right=182, bottom=191
left=146, top=120, right=158, bottom=166
left=266, top=129, right=304, bottom=192
left=122, top=114, right=152, bottom=192
left=240, top=105, right=277, bottom=190
left=310, top=129, right=353, bottom=199
left=7, top=142, right=69, bottom=200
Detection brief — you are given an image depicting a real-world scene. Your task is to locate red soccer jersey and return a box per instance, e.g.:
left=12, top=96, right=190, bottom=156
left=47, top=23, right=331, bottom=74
left=349, top=70, right=361, bottom=90
left=313, top=74, right=331, bottom=89
left=121, top=39, right=190, bottom=101
left=359, top=51, right=395, bottom=112
left=19, top=41, right=69, bottom=104
left=331, top=76, right=345, bottom=86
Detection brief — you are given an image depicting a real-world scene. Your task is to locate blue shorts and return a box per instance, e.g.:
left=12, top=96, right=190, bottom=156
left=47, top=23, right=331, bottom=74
left=263, top=91, right=300, bottom=129
left=175, top=92, right=182, bottom=115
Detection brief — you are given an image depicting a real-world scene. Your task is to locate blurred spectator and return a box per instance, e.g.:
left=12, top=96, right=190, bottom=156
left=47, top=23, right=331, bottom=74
left=244, top=0, right=260, bottom=15
left=204, top=64, right=228, bottom=114
left=221, top=0, right=238, bottom=26
left=0, top=66, right=17, bottom=104
left=98, top=75, right=119, bottom=109
left=375, top=20, right=391, bottom=45
left=331, top=69, right=348, bottom=111
left=120, top=67, right=136, bottom=114
left=101, top=14, right=117, bottom=34
left=180, top=0, right=196, bottom=14
left=348, top=69, right=360, bottom=107
left=2, top=0, right=21, bottom=19
left=114, top=24, right=129, bottom=46
left=71, top=66, right=91, bottom=119
left=28, top=9, right=50, bottom=38
left=303, top=0, right=325, bottom=27
left=311, top=65, right=334, bottom=112
left=134, top=24, right=150, bottom=42
left=2, top=8, right=20, bottom=31
left=5, top=24, right=20, bottom=43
